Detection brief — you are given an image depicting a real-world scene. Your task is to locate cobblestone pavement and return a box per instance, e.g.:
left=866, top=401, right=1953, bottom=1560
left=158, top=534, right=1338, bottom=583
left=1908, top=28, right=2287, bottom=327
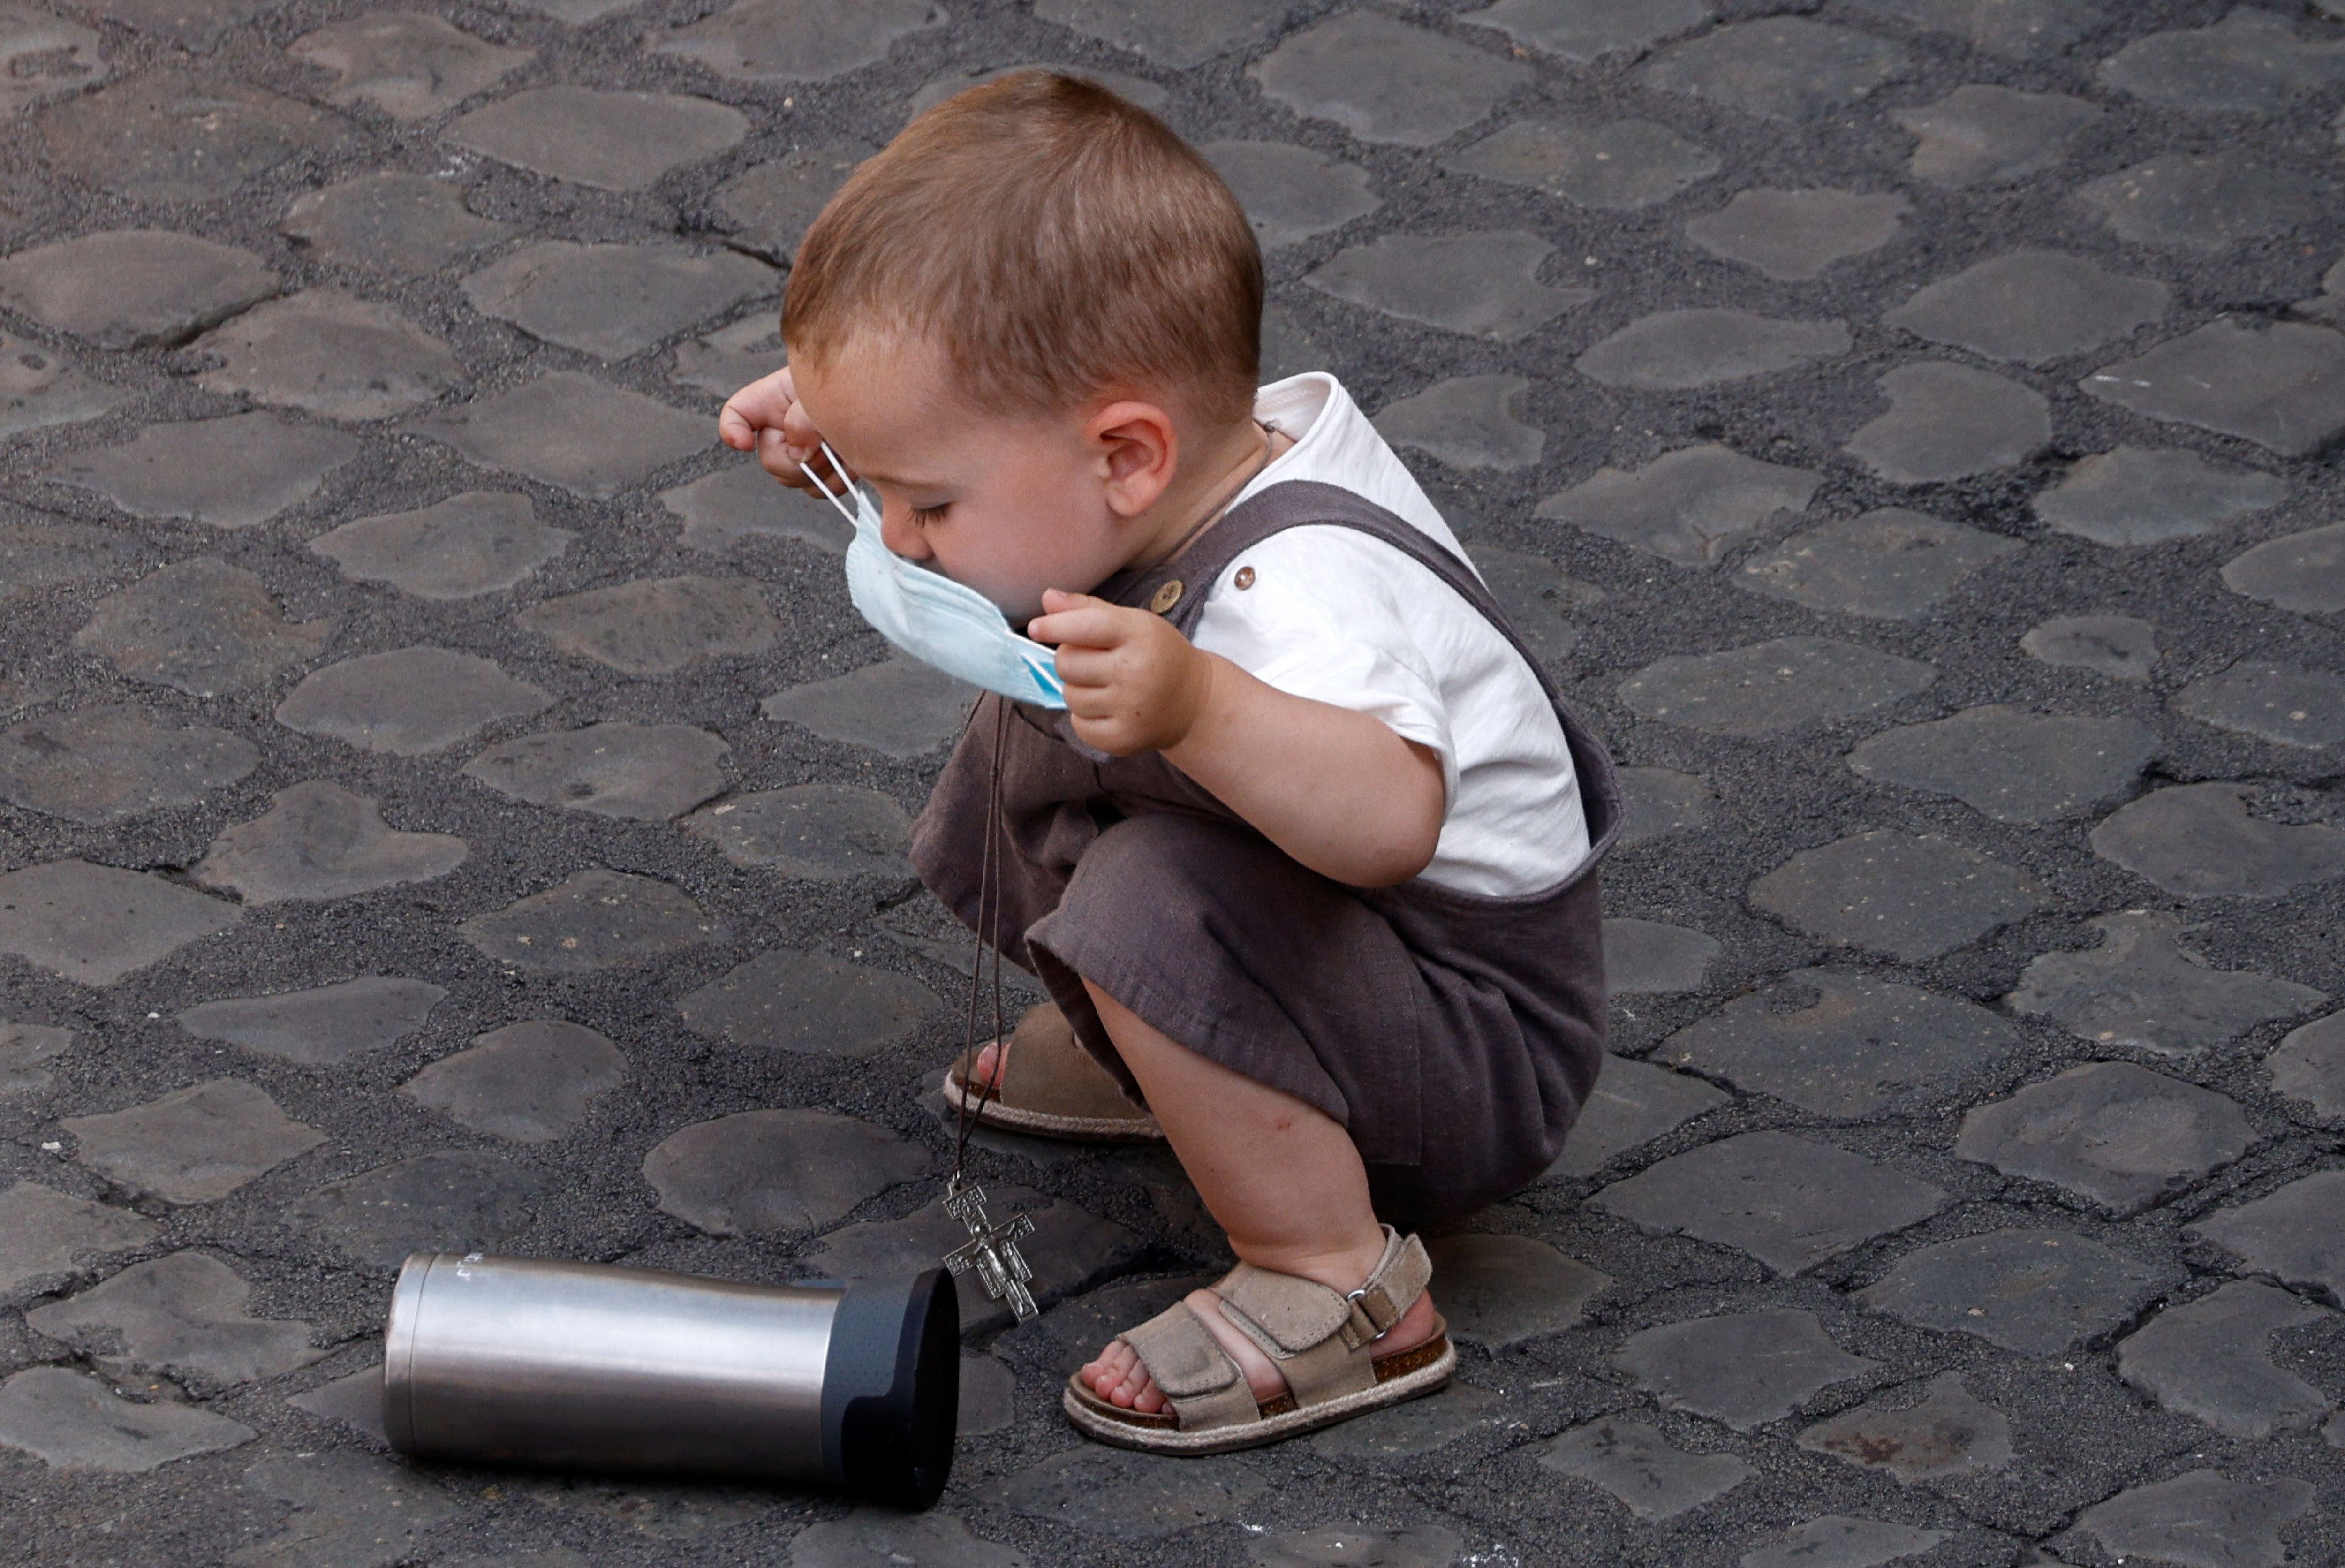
left=2, top=1, right=2344, bottom=1564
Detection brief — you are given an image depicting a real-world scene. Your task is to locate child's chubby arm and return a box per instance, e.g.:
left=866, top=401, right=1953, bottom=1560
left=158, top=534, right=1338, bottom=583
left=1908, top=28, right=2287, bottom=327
left=1029, top=590, right=1446, bottom=888
left=717, top=365, right=846, bottom=490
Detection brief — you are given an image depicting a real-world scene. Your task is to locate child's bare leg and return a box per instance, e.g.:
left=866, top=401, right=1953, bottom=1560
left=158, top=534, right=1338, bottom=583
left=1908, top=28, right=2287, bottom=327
left=1071, top=979, right=1440, bottom=1415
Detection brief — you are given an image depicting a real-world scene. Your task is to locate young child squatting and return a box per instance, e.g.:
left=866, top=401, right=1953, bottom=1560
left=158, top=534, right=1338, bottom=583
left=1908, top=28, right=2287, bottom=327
left=720, top=73, right=1618, bottom=1454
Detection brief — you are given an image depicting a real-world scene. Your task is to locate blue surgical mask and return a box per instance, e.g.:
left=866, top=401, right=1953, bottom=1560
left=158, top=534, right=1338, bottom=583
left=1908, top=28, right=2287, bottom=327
left=800, top=446, right=1067, bottom=710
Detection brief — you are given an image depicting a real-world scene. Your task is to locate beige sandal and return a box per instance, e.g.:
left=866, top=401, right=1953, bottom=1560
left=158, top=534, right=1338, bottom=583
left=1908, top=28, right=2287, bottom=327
left=1062, top=1227, right=1455, bottom=1454
left=942, top=1002, right=1165, bottom=1142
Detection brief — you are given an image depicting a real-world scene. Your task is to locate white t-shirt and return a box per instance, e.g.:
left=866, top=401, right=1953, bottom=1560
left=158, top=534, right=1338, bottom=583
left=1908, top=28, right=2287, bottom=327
left=1189, top=373, right=1591, bottom=898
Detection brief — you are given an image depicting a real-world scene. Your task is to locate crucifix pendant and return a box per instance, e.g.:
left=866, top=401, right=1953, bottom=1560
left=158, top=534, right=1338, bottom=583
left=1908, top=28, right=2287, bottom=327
left=942, top=1175, right=1039, bottom=1322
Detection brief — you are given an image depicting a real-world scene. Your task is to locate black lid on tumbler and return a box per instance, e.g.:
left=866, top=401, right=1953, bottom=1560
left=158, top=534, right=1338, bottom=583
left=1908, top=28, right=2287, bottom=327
left=821, top=1268, right=959, bottom=1509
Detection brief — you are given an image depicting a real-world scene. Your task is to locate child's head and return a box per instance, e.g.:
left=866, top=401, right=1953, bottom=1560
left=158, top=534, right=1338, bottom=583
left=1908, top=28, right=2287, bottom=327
left=784, top=72, right=1265, bottom=616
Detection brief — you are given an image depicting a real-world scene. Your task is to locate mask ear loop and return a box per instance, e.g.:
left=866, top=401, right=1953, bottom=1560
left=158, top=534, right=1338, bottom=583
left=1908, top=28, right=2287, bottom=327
left=797, top=441, right=862, bottom=523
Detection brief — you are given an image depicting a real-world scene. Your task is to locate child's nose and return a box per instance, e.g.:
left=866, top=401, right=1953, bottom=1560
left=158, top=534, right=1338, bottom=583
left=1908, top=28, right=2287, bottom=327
left=879, top=502, right=934, bottom=561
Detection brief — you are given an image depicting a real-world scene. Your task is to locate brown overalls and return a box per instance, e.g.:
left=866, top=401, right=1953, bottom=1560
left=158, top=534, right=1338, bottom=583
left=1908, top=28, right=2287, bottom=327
left=911, top=480, right=1621, bottom=1229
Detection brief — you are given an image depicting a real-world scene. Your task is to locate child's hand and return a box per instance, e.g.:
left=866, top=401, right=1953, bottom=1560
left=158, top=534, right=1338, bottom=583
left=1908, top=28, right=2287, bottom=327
left=1029, top=590, right=1216, bottom=757
left=717, top=366, right=844, bottom=491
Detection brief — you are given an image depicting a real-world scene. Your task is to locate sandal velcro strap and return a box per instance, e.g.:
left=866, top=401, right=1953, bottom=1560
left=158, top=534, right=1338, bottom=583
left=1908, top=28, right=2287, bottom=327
left=1120, top=1301, right=1258, bottom=1431
left=1217, top=1227, right=1432, bottom=1359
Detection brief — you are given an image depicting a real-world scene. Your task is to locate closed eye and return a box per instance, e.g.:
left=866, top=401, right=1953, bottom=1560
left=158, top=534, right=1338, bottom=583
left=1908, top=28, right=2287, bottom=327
left=910, top=501, right=950, bottom=526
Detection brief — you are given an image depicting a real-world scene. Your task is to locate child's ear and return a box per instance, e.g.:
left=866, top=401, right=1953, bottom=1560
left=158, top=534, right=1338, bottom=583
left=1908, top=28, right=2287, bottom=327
left=1087, top=400, right=1177, bottom=517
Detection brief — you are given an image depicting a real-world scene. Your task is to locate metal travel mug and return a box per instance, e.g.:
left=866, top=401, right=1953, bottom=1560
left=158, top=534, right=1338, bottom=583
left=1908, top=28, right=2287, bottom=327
left=383, top=1253, right=959, bottom=1509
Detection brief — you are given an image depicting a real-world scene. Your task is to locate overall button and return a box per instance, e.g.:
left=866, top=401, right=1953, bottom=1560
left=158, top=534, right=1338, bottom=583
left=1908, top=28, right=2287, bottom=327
left=1150, top=579, right=1184, bottom=614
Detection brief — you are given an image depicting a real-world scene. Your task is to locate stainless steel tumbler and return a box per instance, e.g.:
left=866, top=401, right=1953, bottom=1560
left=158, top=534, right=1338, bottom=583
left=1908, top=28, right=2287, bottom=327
left=383, top=1253, right=958, bottom=1508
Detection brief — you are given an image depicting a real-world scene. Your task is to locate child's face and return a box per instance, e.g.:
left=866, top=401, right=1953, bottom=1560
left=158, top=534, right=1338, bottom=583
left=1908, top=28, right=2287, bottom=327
left=791, top=333, right=1154, bottom=624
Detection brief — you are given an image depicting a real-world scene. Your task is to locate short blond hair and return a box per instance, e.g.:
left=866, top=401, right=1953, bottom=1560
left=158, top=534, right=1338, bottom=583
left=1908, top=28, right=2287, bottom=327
left=784, top=71, right=1263, bottom=425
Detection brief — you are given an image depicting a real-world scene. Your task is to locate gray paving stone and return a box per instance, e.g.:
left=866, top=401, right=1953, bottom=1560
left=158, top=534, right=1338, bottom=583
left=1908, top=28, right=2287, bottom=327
left=763, top=657, right=976, bottom=757
left=1741, top=1518, right=1948, bottom=1568
left=1003, top=1445, right=1262, bottom=1541
left=0, top=229, right=277, bottom=350
left=679, top=948, right=936, bottom=1055
left=1619, top=636, right=1937, bottom=735
left=311, top=492, right=573, bottom=600
left=682, top=785, right=911, bottom=877
left=2085, top=320, right=2345, bottom=457
left=232, top=1449, right=459, bottom=1568
left=0, top=520, right=143, bottom=604
left=26, top=1252, right=318, bottom=1388
left=0, top=8, right=105, bottom=114
left=1372, top=375, right=1543, bottom=472
left=2226, top=523, right=2345, bottom=615
left=1034, top=0, right=1287, bottom=68
left=1615, top=1308, right=1876, bottom=1429
left=1844, top=363, right=2050, bottom=484
left=792, top=1508, right=1029, bottom=1568
left=1576, top=309, right=1849, bottom=391
left=288, top=13, right=532, bottom=121
left=1854, top=0, right=2103, bottom=60
left=2100, top=10, right=2345, bottom=114
left=907, top=61, right=1169, bottom=119
left=195, top=290, right=463, bottom=421
left=2094, top=783, right=2345, bottom=900
left=1796, top=1373, right=2012, bottom=1482
left=65, top=1079, right=323, bottom=1203
left=2270, top=1014, right=2345, bottom=1122
left=463, top=242, right=777, bottom=362
left=2034, top=447, right=2286, bottom=548
left=518, top=576, right=779, bottom=675
left=1738, top=510, right=2022, bottom=621
left=1857, top=1228, right=2177, bottom=1355
left=1202, top=141, right=1377, bottom=250
left=2077, top=155, right=2323, bottom=254
left=1752, top=831, right=2046, bottom=961
left=1593, top=1130, right=1947, bottom=1274
left=0, top=703, right=257, bottom=826
left=80, top=0, right=289, bottom=51
left=0, top=1023, right=72, bottom=1095
left=710, top=140, right=871, bottom=263
left=196, top=781, right=469, bottom=905
left=0, top=1182, right=156, bottom=1302
left=1459, top=0, right=1710, bottom=63
left=2118, top=1280, right=2332, bottom=1439
left=401, top=1021, right=627, bottom=1143
left=1536, top=444, right=1818, bottom=567
left=1603, top=918, right=1719, bottom=994
left=488, top=0, right=638, bottom=18
left=1849, top=706, right=2155, bottom=822
left=0, top=1367, right=253, bottom=1472
left=465, top=723, right=729, bottom=821
left=1460, top=545, right=1598, bottom=670
left=1536, top=1418, right=1752, bottom=1519
left=642, top=1108, right=926, bottom=1235
left=1545, top=1055, right=1729, bottom=1177
left=2010, top=910, right=2324, bottom=1055
left=1663, top=970, right=2018, bottom=1120
left=956, top=1356, right=1014, bottom=1439
left=459, top=868, right=714, bottom=973
left=663, top=462, right=850, bottom=556
left=1422, top=1233, right=1609, bottom=1349
left=0, top=330, right=124, bottom=438
left=0, top=859, right=240, bottom=985
left=670, top=314, right=787, bottom=398
left=2300, top=253, right=2345, bottom=326
left=276, top=647, right=552, bottom=756
left=179, top=977, right=445, bottom=1067
left=1888, top=251, right=2165, bottom=366
left=1306, top=233, right=1588, bottom=343
left=2069, top=1470, right=2313, bottom=1568
left=1958, top=1061, right=2253, bottom=1216
left=650, top=0, right=946, bottom=83
left=2174, top=661, right=2345, bottom=749
left=1251, top=12, right=1529, bottom=148
left=38, top=70, right=352, bottom=202
left=286, top=1149, right=541, bottom=1269
left=2020, top=615, right=2158, bottom=681
left=1891, top=85, right=2099, bottom=189
left=1249, top=1523, right=1461, bottom=1568
left=50, top=413, right=360, bottom=528
left=1633, top=18, right=1907, bottom=122
left=1442, top=118, right=1720, bottom=210
left=417, top=372, right=711, bottom=497
left=446, top=87, right=748, bottom=190
left=809, top=1184, right=1138, bottom=1334
left=73, top=557, right=321, bottom=694
left=1308, top=1381, right=1506, bottom=1459
left=1686, top=190, right=1907, bottom=282
left=1612, top=770, right=1712, bottom=847
left=282, top=173, right=515, bottom=277
left=287, top=1365, right=387, bottom=1445
left=2189, top=1170, right=2345, bottom=1307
